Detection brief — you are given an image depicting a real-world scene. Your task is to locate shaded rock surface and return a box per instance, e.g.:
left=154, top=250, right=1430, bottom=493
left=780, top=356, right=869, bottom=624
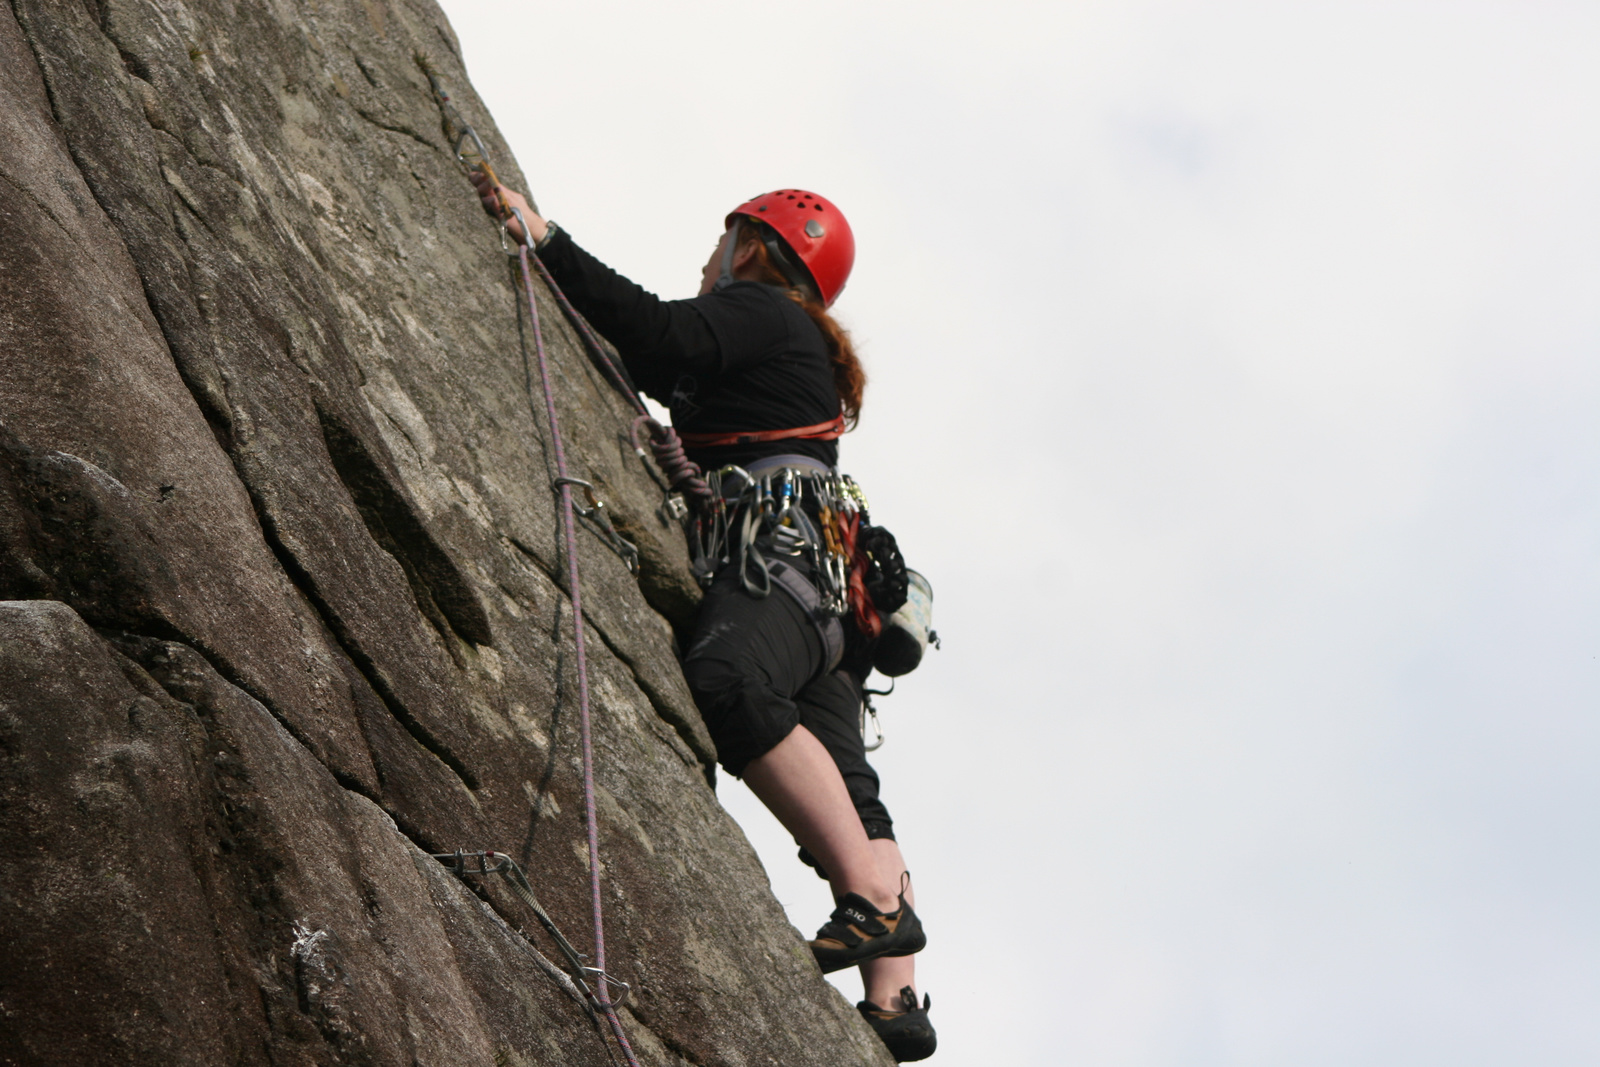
left=0, top=2, right=889, bottom=1063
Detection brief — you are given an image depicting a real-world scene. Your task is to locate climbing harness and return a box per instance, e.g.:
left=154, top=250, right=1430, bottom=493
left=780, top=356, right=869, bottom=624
left=676, top=414, right=847, bottom=448
left=691, top=461, right=927, bottom=700
left=689, top=458, right=918, bottom=649
left=694, top=462, right=868, bottom=611
left=421, top=60, right=643, bottom=1067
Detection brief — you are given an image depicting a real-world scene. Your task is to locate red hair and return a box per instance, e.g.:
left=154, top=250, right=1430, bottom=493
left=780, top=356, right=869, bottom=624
left=738, top=228, right=865, bottom=429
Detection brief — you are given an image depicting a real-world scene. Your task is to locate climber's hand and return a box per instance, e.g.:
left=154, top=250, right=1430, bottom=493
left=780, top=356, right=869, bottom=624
left=468, top=170, right=547, bottom=246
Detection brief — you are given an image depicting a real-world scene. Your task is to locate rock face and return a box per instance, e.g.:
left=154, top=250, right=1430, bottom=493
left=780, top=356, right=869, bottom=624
left=0, top=2, right=889, bottom=1064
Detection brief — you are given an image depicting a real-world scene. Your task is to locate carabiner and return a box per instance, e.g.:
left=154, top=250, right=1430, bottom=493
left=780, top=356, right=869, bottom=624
left=861, top=695, right=885, bottom=752
left=552, top=475, right=600, bottom=512
left=582, top=967, right=632, bottom=1009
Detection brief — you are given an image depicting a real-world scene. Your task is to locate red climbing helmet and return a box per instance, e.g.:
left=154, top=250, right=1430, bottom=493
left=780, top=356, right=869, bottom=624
left=727, top=189, right=855, bottom=307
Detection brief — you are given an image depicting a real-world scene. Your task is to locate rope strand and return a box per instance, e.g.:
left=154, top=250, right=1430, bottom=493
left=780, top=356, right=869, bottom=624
left=630, top=415, right=713, bottom=508
left=516, top=241, right=643, bottom=1067
left=526, top=249, right=713, bottom=513
left=421, top=62, right=648, bottom=1064
left=524, top=253, right=648, bottom=417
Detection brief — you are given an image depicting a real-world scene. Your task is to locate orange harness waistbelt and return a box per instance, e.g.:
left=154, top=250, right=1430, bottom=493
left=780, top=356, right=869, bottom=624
left=676, top=414, right=846, bottom=448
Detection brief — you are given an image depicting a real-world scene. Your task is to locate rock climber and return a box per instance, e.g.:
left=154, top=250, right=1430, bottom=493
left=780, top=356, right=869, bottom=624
left=471, top=173, right=936, bottom=1063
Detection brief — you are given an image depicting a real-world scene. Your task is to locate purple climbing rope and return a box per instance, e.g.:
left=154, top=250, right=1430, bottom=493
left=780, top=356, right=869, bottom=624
left=521, top=251, right=713, bottom=511
left=524, top=253, right=646, bottom=417
left=421, top=65, right=656, bottom=1061
left=630, top=415, right=713, bottom=509
left=515, top=241, right=643, bottom=1067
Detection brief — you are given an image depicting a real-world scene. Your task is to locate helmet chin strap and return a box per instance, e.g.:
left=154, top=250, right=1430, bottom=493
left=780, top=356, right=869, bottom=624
left=713, top=218, right=742, bottom=292
left=714, top=216, right=823, bottom=303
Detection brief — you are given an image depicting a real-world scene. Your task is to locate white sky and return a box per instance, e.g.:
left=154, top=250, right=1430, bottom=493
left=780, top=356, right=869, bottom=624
left=437, top=3, right=1600, bottom=1063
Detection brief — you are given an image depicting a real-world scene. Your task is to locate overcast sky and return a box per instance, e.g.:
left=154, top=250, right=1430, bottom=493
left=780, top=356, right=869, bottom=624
left=437, top=3, right=1599, bottom=1063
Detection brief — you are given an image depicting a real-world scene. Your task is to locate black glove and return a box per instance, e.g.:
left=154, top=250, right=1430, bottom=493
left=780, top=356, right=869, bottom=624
left=858, top=523, right=909, bottom=615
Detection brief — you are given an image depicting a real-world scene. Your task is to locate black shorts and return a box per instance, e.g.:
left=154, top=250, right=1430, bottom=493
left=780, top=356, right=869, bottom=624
left=682, top=562, right=894, bottom=849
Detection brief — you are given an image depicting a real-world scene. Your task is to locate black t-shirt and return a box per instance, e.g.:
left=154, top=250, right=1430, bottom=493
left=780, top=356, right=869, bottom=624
left=536, top=227, right=841, bottom=470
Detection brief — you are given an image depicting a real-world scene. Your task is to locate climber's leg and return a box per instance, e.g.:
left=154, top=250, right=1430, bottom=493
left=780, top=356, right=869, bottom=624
left=681, top=569, right=898, bottom=911
left=793, top=670, right=896, bottom=869
left=741, top=725, right=901, bottom=912
left=790, top=681, right=928, bottom=1009
left=775, top=670, right=924, bottom=975
left=859, top=837, right=917, bottom=1006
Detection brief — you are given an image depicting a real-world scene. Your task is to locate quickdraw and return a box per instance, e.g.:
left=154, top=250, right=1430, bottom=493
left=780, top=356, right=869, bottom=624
left=553, top=476, right=640, bottom=575
left=431, top=850, right=631, bottom=1013
left=861, top=683, right=890, bottom=753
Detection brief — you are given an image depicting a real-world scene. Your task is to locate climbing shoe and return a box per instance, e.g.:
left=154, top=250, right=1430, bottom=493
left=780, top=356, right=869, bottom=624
left=860, top=986, right=937, bottom=1062
left=808, top=892, right=925, bottom=974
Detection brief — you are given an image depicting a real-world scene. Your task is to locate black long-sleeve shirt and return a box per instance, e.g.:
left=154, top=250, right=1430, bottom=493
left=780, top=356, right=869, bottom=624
left=537, top=227, right=841, bottom=470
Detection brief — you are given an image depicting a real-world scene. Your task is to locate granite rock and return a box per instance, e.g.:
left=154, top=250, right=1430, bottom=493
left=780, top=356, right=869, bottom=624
left=0, top=2, right=889, bottom=1063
